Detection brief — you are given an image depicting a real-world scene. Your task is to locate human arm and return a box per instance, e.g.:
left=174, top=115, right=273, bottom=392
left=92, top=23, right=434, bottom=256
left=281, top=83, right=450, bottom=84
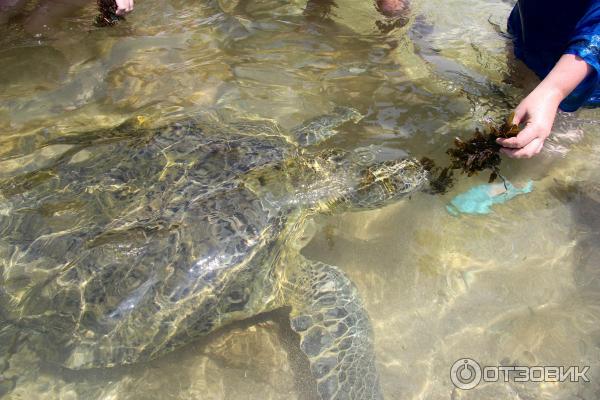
left=497, top=54, right=592, bottom=158
left=499, top=0, right=600, bottom=158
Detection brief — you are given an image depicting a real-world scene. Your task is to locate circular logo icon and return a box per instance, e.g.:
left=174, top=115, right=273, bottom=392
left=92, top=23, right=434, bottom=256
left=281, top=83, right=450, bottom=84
left=450, top=358, right=482, bottom=390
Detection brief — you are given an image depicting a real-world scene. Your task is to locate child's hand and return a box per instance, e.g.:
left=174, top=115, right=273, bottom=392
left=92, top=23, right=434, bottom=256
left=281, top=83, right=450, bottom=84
left=496, top=86, right=561, bottom=158
left=376, top=0, right=409, bottom=17
left=115, top=0, right=134, bottom=15
left=496, top=54, right=592, bottom=159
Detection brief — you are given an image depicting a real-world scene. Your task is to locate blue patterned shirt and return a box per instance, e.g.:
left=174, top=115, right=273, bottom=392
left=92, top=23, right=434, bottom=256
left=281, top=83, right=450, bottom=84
left=508, top=0, right=600, bottom=111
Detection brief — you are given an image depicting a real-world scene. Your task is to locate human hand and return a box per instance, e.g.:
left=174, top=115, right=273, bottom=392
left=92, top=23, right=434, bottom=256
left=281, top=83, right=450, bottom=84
left=496, top=54, right=592, bottom=159
left=376, top=0, right=409, bottom=17
left=115, top=0, right=134, bottom=15
left=496, top=87, right=561, bottom=158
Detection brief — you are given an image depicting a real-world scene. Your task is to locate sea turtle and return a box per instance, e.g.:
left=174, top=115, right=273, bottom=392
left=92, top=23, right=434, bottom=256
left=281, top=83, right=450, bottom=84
left=0, top=107, right=427, bottom=399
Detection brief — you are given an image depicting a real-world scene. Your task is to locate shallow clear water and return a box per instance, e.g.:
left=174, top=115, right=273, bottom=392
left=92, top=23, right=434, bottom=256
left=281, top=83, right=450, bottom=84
left=1, top=0, right=600, bottom=399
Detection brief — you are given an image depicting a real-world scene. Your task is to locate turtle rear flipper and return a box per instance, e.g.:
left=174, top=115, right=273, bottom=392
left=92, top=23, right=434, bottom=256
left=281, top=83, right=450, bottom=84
left=291, top=107, right=363, bottom=147
left=283, top=257, right=382, bottom=400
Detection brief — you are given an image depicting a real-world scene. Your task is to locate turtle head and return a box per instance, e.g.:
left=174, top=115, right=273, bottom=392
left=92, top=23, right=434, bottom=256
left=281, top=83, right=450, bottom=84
left=345, top=158, right=427, bottom=209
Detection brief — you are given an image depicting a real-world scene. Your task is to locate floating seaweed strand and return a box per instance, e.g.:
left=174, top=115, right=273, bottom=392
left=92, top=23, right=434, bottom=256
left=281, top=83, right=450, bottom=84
left=422, top=114, right=520, bottom=194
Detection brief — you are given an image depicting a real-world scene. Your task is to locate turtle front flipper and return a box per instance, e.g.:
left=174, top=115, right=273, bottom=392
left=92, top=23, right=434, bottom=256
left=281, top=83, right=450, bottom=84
left=281, top=257, right=382, bottom=400
left=291, top=107, right=363, bottom=147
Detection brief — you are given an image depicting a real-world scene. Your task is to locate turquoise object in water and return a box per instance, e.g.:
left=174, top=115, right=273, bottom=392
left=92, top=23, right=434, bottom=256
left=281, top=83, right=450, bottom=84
left=447, top=180, right=534, bottom=215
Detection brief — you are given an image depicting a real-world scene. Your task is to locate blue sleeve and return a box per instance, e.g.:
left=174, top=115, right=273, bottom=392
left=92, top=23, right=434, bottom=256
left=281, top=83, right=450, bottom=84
left=562, top=0, right=600, bottom=111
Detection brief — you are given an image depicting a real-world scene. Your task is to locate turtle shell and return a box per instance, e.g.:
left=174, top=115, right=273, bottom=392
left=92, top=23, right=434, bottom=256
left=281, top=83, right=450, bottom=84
left=0, top=118, right=296, bottom=368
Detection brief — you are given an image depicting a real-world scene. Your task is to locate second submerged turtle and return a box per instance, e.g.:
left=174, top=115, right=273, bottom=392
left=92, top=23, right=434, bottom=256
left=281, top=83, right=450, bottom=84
left=0, top=107, right=427, bottom=399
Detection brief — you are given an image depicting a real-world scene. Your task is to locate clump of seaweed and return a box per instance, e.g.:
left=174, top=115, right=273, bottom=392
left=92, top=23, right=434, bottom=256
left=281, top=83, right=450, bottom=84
left=420, top=157, right=454, bottom=194
left=95, top=0, right=124, bottom=27
left=423, top=114, right=520, bottom=194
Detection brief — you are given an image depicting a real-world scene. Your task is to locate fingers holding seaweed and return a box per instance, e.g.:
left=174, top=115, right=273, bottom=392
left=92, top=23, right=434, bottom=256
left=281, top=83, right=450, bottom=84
left=496, top=124, right=539, bottom=149
left=511, top=106, right=527, bottom=125
left=498, top=82, right=560, bottom=158
left=500, top=137, right=544, bottom=158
